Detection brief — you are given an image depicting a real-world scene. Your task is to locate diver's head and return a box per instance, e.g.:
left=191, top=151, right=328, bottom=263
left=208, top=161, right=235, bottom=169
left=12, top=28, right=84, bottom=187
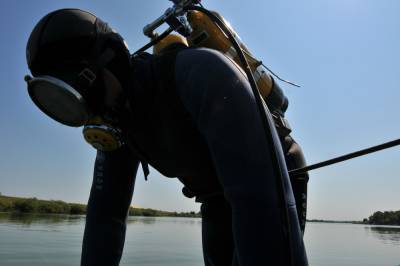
left=25, top=9, right=131, bottom=150
left=26, top=8, right=131, bottom=126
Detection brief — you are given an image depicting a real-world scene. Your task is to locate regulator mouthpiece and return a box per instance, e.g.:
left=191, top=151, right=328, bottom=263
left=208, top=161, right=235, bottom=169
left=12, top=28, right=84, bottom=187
left=83, top=121, right=124, bottom=151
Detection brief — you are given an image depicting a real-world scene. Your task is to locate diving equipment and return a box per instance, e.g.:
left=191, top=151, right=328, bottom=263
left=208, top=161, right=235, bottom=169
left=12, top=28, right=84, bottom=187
left=185, top=10, right=274, bottom=98
left=140, top=1, right=292, bottom=135
left=153, top=33, right=188, bottom=54
left=82, top=117, right=125, bottom=151
left=138, top=0, right=297, bottom=98
left=25, top=74, right=90, bottom=127
left=25, top=9, right=131, bottom=151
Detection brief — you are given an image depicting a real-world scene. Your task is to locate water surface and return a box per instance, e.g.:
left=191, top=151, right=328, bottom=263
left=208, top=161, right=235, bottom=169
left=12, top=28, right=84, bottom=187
left=0, top=213, right=399, bottom=265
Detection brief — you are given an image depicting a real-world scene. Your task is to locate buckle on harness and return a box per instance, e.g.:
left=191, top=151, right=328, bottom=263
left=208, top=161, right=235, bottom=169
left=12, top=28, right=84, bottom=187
left=79, top=68, right=97, bottom=86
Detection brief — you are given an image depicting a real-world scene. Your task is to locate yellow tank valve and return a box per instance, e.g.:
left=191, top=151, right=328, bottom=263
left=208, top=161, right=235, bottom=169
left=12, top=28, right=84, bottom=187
left=153, top=34, right=188, bottom=54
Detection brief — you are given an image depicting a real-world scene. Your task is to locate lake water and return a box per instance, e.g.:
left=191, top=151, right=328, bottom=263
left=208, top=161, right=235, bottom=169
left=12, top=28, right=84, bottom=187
left=0, top=213, right=399, bottom=266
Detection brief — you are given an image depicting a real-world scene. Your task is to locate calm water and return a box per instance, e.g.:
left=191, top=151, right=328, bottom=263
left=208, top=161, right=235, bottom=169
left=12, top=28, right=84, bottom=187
left=0, top=213, right=399, bottom=266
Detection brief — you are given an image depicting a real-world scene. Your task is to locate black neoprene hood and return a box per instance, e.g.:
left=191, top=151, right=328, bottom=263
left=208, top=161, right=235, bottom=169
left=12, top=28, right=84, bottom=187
left=27, top=9, right=97, bottom=74
left=26, top=8, right=130, bottom=82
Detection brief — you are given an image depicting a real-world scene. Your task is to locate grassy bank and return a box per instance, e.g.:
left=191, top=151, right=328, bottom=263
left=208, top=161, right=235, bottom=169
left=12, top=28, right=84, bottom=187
left=0, top=194, right=200, bottom=218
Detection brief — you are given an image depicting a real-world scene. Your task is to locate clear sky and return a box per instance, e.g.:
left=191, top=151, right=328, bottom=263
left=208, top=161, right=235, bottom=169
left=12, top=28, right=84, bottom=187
left=0, top=0, right=399, bottom=221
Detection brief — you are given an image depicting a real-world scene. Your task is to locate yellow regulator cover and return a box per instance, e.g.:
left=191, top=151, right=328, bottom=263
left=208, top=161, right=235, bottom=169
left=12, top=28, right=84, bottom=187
left=186, top=10, right=273, bottom=98
left=82, top=117, right=123, bottom=151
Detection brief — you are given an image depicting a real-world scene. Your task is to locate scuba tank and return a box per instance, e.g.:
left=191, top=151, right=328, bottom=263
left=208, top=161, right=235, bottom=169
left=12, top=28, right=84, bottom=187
left=152, top=9, right=290, bottom=132
left=153, top=33, right=189, bottom=54
left=186, top=11, right=274, bottom=98
left=153, top=10, right=274, bottom=99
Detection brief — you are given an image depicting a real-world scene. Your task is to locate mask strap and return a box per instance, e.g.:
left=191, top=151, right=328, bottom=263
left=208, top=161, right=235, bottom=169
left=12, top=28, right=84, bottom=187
left=76, top=48, right=116, bottom=93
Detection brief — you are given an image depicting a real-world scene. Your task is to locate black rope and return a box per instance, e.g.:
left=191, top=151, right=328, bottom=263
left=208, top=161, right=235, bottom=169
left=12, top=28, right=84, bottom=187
left=289, top=138, right=400, bottom=177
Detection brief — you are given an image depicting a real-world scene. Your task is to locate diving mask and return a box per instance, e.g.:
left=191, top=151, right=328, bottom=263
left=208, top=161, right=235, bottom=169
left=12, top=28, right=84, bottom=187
left=25, top=64, right=126, bottom=151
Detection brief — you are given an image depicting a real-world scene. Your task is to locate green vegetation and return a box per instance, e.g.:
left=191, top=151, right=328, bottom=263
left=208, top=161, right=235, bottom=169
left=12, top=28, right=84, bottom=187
left=3, top=195, right=399, bottom=223
left=0, top=195, right=86, bottom=215
left=0, top=194, right=200, bottom=218
left=128, top=207, right=199, bottom=217
left=364, top=210, right=400, bottom=225
left=307, top=212, right=400, bottom=226
left=307, top=219, right=361, bottom=224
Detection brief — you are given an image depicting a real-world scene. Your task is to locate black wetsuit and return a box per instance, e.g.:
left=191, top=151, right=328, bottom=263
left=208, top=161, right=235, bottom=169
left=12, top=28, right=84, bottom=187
left=81, top=48, right=309, bottom=266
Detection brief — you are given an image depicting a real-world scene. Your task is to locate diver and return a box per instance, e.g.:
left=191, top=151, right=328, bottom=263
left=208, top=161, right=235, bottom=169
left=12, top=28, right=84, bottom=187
left=25, top=9, right=309, bottom=266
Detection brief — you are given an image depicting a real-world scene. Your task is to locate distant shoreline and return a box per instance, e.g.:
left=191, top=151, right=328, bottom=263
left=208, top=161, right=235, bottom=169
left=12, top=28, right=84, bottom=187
left=2, top=194, right=399, bottom=225
left=0, top=194, right=201, bottom=218
left=307, top=219, right=363, bottom=224
left=307, top=211, right=400, bottom=226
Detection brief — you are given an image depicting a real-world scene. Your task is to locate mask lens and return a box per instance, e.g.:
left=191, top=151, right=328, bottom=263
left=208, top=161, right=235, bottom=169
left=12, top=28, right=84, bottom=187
left=27, top=75, right=89, bottom=127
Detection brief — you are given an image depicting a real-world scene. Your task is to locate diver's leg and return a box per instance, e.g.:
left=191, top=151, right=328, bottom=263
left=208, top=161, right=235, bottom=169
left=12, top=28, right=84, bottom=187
left=200, top=196, right=235, bottom=266
left=176, top=48, right=308, bottom=266
left=81, top=146, right=139, bottom=266
left=282, top=135, right=309, bottom=235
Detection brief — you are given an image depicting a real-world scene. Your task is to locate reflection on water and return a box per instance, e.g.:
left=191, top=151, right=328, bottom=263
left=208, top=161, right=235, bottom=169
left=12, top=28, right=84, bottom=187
left=0, top=214, right=204, bottom=266
left=126, top=216, right=157, bottom=225
left=365, top=226, right=400, bottom=245
left=126, top=216, right=202, bottom=225
left=0, top=212, right=84, bottom=226
left=0, top=213, right=202, bottom=226
left=1, top=215, right=400, bottom=266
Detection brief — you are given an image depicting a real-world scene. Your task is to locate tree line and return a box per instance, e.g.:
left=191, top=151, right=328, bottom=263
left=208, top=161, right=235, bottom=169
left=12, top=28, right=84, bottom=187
left=0, top=194, right=200, bottom=218
left=364, top=210, right=400, bottom=225
left=0, top=195, right=86, bottom=215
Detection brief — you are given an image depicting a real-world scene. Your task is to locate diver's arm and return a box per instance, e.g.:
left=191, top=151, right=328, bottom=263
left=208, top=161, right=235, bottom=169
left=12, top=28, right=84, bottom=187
left=175, top=48, right=308, bottom=266
left=81, top=145, right=139, bottom=266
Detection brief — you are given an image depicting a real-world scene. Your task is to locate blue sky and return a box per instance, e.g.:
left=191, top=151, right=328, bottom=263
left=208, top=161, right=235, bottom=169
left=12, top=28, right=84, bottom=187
left=0, top=0, right=399, bottom=220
